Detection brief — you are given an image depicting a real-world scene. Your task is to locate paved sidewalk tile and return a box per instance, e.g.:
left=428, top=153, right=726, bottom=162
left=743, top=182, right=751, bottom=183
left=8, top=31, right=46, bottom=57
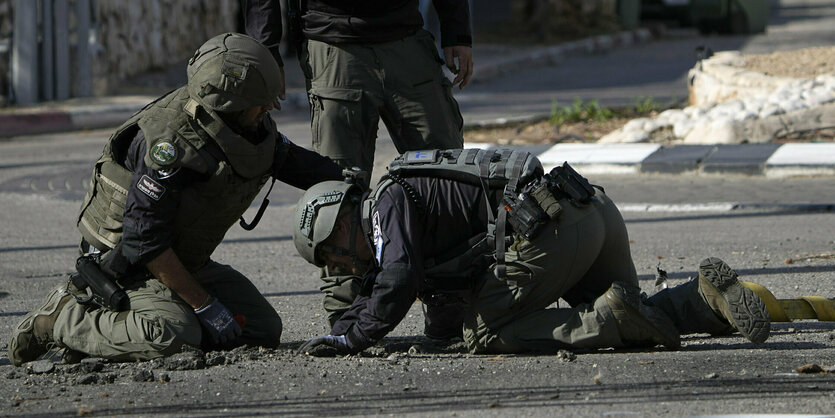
left=765, top=143, right=835, bottom=177
left=700, top=144, right=782, bottom=175
left=538, top=143, right=661, bottom=173
left=640, top=145, right=715, bottom=174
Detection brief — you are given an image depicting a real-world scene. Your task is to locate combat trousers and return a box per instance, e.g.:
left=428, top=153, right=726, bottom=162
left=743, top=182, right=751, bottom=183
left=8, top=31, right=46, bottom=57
left=463, top=191, right=634, bottom=354
left=645, top=276, right=734, bottom=335
left=53, top=261, right=282, bottom=361
left=303, top=29, right=464, bottom=175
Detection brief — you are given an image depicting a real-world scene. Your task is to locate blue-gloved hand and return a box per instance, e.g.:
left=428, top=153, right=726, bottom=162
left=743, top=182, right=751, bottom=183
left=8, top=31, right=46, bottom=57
left=194, top=297, right=243, bottom=346
left=297, top=335, right=349, bottom=357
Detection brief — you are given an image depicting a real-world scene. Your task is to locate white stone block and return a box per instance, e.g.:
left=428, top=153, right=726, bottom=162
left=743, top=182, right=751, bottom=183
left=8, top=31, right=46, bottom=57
left=623, top=118, right=650, bottom=132
left=673, top=120, right=696, bottom=138
left=658, top=109, right=685, bottom=124
left=683, top=119, right=739, bottom=144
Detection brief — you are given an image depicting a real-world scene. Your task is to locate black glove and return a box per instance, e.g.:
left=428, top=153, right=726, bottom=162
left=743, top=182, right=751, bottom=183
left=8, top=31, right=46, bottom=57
left=297, top=335, right=349, bottom=357
left=195, top=297, right=243, bottom=345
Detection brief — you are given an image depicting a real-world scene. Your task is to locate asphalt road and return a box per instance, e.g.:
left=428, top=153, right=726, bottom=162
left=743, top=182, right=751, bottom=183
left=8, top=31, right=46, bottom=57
left=0, top=125, right=833, bottom=416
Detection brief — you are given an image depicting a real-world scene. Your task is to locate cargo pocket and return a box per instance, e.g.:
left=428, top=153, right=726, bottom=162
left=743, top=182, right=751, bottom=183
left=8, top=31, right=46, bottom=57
left=307, top=40, right=337, bottom=84
left=308, top=86, right=364, bottom=153
left=502, top=236, right=547, bottom=308
left=441, top=77, right=465, bottom=134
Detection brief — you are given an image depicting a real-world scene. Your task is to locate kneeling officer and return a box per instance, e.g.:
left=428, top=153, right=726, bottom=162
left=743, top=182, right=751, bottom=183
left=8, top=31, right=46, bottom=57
left=8, top=33, right=344, bottom=366
left=294, top=149, right=771, bottom=355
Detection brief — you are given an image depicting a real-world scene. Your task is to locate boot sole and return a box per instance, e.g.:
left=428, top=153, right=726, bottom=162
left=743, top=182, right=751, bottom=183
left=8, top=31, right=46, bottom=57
left=698, top=257, right=770, bottom=344
left=8, top=286, right=67, bottom=366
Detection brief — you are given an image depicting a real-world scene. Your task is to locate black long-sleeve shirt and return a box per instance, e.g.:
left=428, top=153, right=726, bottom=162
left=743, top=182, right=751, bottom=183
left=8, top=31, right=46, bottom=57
left=119, top=128, right=343, bottom=268
left=330, top=176, right=489, bottom=351
left=242, top=0, right=472, bottom=66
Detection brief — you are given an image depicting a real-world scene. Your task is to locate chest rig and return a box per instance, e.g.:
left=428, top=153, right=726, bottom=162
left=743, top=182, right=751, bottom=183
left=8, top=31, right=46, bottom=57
left=77, top=87, right=284, bottom=272
left=361, top=149, right=544, bottom=287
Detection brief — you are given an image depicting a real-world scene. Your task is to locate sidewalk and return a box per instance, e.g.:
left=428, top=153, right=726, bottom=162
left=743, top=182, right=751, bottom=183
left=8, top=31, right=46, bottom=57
left=464, top=141, right=835, bottom=178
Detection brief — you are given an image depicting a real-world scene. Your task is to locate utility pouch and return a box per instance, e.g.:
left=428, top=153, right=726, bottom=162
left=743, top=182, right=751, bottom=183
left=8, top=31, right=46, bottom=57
left=549, top=162, right=595, bottom=205
left=503, top=192, right=549, bottom=241
left=70, top=255, right=129, bottom=311
left=527, top=178, right=563, bottom=220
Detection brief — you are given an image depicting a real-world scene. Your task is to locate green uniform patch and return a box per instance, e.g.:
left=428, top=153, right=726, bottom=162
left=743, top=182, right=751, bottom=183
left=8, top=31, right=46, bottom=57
left=150, top=141, right=178, bottom=165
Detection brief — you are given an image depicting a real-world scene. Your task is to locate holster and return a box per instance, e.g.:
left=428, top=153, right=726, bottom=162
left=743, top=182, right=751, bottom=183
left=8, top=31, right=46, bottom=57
left=69, top=255, right=129, bottom=311
left=548, top=162, right=596, bottom=205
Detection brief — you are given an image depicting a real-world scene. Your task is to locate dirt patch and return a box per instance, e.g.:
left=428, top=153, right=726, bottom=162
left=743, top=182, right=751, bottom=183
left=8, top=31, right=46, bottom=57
left=741, top=46, right=835, bottom=79
left=465, top=116, right=632, bottom=145
left=465, top=107, right=664, bottom=145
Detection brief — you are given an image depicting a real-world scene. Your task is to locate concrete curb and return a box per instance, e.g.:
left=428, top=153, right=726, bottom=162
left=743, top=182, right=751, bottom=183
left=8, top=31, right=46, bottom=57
left=464, top=142, right=835, bottom=177
left=0, top=28, right=656, bottom=138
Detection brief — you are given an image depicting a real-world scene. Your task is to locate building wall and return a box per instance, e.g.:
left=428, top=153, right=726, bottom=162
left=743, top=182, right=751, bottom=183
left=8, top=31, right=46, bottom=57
left=93, top=0, right=239, bottom=95
left=0, top=0, right=239, bottom=104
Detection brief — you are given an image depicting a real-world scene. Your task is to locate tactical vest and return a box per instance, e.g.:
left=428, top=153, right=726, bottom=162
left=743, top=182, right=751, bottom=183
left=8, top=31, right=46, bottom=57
left=361, top=149, right=544, bottom=292
left=77, top=87, right=281, bottom=272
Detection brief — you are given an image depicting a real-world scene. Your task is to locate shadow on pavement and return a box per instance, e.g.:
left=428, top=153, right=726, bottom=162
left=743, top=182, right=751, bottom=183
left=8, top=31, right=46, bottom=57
left=40, top=375, right=833, bottom=416
left=625, top=208, right=835, bottom=225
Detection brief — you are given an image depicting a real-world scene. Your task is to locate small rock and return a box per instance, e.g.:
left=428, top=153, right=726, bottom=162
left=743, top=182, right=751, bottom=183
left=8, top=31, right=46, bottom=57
left=6, top=370, right=20, bottom=379
left=133, top=370, right=154, bottom=382
left=79, top=358, right=104, bottom=373
left=164, top=352, right=206, bottom=371
left=75, top=374, right=99, bottom=385
left=557, top=350, right=576, bottom=362
left=796, top=364, right=824, bottom=374
left=408, top=345, right=421, bottom=356
left=27, top=360, right=55, bottom=374
left=158, top=373, right=171, bottom=383
left=206, top=355, right=226, bottom=367
left=705, top=372, right=719, bottom=379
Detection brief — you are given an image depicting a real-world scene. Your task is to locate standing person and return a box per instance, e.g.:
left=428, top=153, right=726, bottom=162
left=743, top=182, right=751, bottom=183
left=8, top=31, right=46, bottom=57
left=242, top=0, right=471, bottom=175
left=8, top=33, right=345, bottom=367
left=242, top=0, right=473, bottom=337
left=291, top=149, right=771, bottom=356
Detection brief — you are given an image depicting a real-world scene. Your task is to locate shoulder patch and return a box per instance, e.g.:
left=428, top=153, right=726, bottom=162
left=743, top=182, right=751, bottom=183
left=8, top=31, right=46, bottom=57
left=150, top=141, right=178, bottom=166
left=373, top=211, right=385, bottom=264
left=137, top=175, right=166, bottom=201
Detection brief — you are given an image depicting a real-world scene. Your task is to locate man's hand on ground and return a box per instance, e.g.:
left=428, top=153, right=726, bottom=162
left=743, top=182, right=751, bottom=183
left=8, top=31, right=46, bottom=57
left=297, top=335, right=349, bottom=357
left=444, top=45, right=474, bottom=89
left=195, top=298, right=243, bottom=345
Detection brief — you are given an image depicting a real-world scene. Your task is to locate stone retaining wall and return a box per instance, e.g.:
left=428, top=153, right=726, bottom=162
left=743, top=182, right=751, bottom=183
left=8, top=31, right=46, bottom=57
left=1, top=0, right=12, bottom=105
left=600, top=50, right=835, bottom=145
left=93, top=0, right=239, bottom=95
left=688, top=51, right=797, bottom=107
left=0, top=0, right=239, bottom=103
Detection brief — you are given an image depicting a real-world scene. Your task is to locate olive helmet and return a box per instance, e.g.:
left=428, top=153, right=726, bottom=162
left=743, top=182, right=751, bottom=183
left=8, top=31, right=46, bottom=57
left=294, top=181, right=364, bottom=267
left=186, top=32, right=281, bottom=112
